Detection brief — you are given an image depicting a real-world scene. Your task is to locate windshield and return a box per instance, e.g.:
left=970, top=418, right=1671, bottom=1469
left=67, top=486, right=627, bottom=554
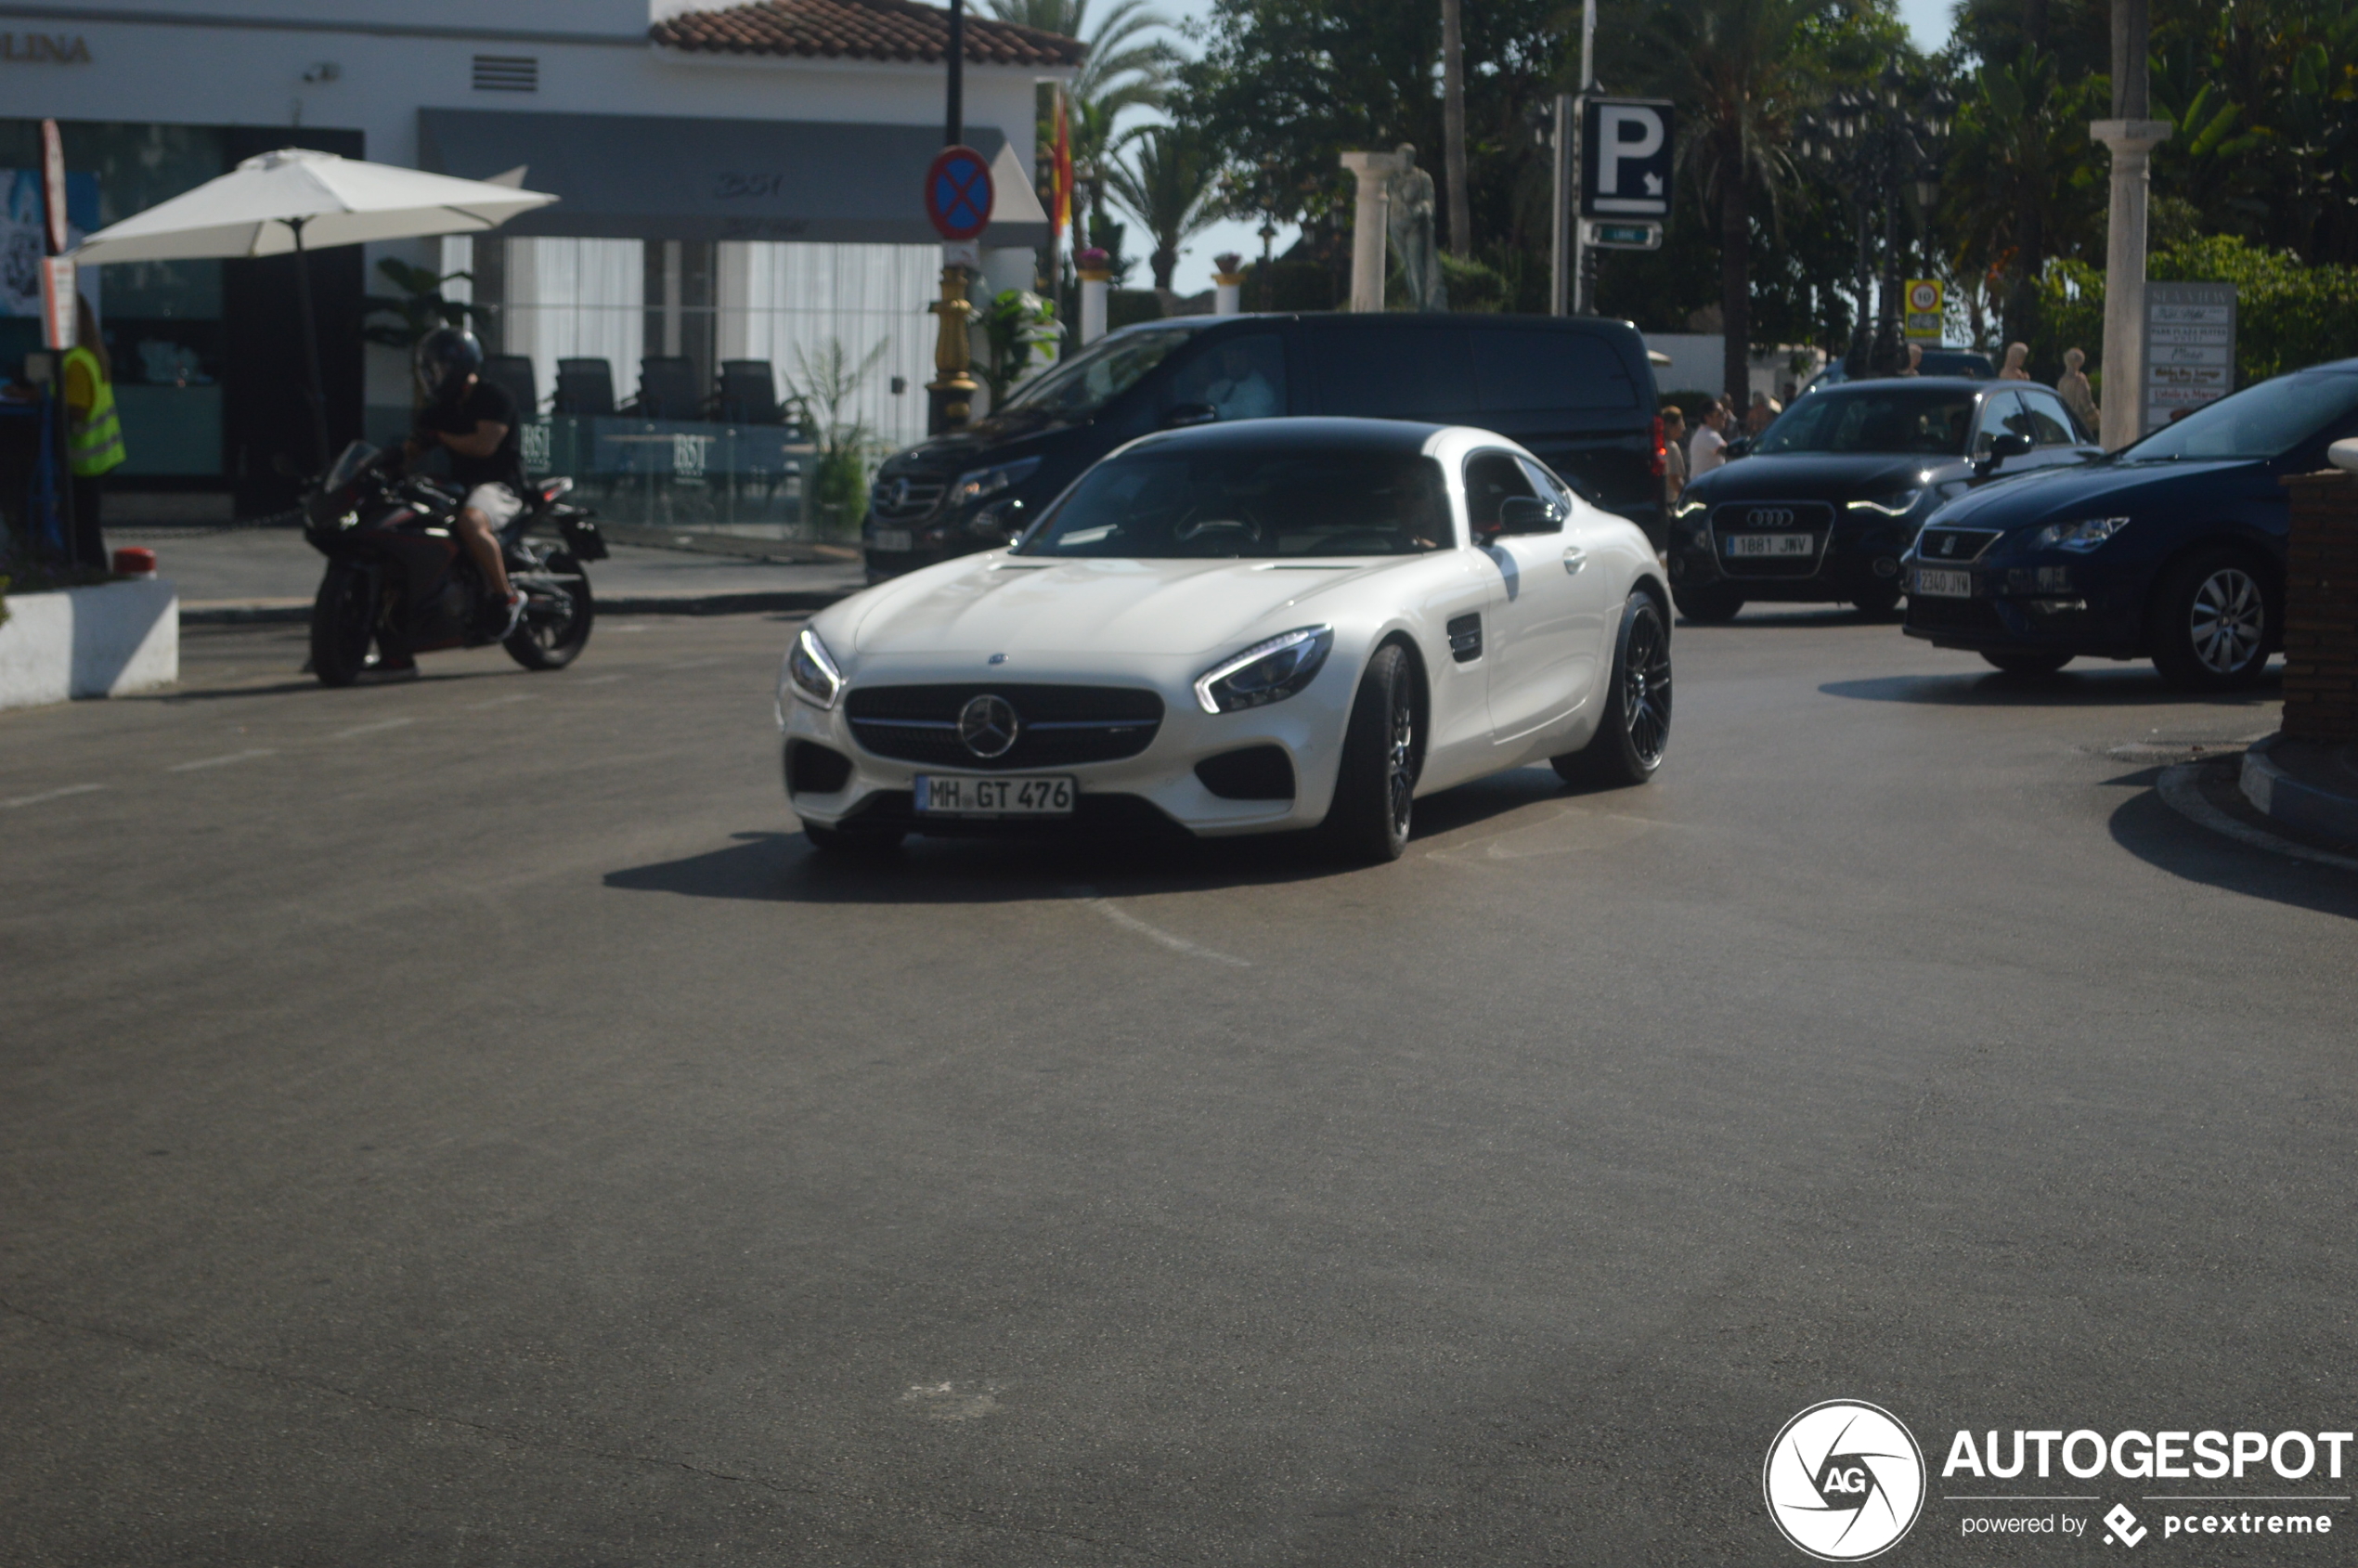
left=1754, top=388, right=1976, bottom=456
left=2119, top=372, right=2358, bottom=462
left=1019, top=446, right=1452, bottom=558
left=1003, top=325, right=1202, bottom=421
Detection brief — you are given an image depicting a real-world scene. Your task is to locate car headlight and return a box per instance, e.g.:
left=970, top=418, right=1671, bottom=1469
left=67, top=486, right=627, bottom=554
left=1847, top=487, right=1924, bottom=516
left=1674, top=499, right=1707, bottom=519
left=785, top=627, right=844, bottom=710
left=2030, top=514, right=2131, bottom=552
left=1194, top=625, right=1334, bottom=715
left=948, top=457, right=1042, bottom=511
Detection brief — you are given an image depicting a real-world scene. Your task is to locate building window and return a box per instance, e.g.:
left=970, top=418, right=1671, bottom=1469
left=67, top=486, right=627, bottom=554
left=472, top=55, right=537, bottom=92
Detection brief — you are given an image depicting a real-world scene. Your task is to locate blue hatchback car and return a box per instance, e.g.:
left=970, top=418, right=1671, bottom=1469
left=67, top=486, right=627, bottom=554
left=1901, top=360, right=2358, bottom=689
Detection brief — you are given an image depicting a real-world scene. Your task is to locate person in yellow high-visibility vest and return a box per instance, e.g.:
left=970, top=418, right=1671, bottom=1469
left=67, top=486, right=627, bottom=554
left=64, top=296, right=127, bottom=568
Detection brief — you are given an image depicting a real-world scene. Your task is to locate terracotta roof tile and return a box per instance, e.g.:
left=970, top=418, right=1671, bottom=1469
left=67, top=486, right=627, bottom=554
left=652, top=0, right=1085, bottom=68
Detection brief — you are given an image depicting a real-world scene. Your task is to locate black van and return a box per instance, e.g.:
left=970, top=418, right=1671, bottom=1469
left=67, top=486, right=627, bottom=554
left=862, top=313, right=1665, bottom=579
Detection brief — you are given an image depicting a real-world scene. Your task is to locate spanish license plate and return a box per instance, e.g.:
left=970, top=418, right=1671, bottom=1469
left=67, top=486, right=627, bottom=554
left=870, top=529, right=914, bottom=553
left=914, top=774, right=1075, bottom=817
left=1914, top=566, right=1975, bottom=598
left=1724, top=532, right=1816, bottom=558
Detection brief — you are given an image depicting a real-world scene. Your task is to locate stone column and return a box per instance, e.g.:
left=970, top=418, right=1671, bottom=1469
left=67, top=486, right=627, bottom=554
left=1212, top=252, right=1245, bottom=316
left=2090, top=119, right=2171, bottom=450
left=1340, top=150, right=1407, bottom=313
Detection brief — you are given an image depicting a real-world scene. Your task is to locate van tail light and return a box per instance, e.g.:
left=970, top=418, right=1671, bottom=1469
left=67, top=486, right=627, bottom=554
left=1650, top=415, right=1667, bottom=478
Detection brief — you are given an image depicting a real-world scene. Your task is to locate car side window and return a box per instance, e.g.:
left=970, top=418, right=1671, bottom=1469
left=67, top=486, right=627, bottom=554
left=2015, top=387, right=2081, bottom=447
left=1162, top=332, right=1287, bottom=421
left=1514, top=455, right=1574, bottom=521
left=1973, top=392, right=2025, bottom=456
left=1464, top=449, right=1539, bottom=534
left=1311, top=326, right=1476, bottom=419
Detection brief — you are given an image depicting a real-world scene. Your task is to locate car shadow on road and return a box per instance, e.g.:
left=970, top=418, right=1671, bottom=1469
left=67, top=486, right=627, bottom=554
left=2105, top=770, right=2358, bottom=920
left=603, top=771, right=1591, bottom=904
left=1820, top=667, right=2283, bottom=709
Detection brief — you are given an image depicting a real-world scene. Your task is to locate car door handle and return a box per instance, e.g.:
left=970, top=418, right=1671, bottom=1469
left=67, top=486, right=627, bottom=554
left=1561, top=547, right=1586, bottom=575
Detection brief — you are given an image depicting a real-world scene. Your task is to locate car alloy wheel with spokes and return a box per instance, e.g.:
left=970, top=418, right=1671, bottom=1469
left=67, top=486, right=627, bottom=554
left=2151, top=549, right=2273, bottom=692
left=1323, top=641, right=1419, bottom=863
left=1556, top=592, right=1671, bottom=788
left=2189, top=567, right=2264, bottom=675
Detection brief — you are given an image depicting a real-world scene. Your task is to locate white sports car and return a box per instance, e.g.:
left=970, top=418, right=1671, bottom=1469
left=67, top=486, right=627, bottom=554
left=776, top=418, right=1671, bottom=862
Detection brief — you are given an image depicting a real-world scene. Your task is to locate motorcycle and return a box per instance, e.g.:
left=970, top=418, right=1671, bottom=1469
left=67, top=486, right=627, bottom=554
left=300, top=441, right=607, bottom=687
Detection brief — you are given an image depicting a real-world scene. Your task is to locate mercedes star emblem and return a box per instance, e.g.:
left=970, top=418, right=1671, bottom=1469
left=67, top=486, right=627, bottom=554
left=957, top=693, right=1020, bottom=758
left=888, top=477, right=912, bottom=510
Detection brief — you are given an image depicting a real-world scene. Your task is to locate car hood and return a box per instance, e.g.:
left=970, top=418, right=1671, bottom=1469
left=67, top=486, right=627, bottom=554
left=1690, top=452, right=1955, bottom=500
left=1925, top=457, right=2258, bottom=530
left=879, top=411, right=1075, bottom=474
left=839, top=554, right=1385, bottom=659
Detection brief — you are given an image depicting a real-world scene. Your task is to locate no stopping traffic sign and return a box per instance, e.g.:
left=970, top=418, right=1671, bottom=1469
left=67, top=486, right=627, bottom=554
left=925, top=146, right=995, bottom=241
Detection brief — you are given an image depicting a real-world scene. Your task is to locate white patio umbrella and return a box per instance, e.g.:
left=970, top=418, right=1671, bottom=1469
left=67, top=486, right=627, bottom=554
left=71, top=148, right=558, bottom=465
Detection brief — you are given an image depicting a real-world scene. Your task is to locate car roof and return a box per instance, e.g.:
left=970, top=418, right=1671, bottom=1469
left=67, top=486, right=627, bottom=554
left=1807, top=376, right=1995, bottom=393
left=1123, top=416, right=1446, bottom=458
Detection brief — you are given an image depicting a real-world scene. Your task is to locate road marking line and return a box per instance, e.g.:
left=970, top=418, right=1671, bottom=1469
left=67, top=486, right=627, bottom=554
left=331, top=717, right=415, bottom=740
left=1, top=784, right=105, bottom=810
left=465, top=693, right=536, bottom=709
left=166, top=748, right=278, bottom=772
left=1071, top=892, right=1251, bottom=967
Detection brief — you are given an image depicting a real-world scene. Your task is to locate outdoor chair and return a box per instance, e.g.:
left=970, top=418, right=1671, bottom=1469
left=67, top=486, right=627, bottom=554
left=481, top=355, right=538, bottom=417
left=716, top=360, right=781, bottom=424
left=634, top=356, right=703, bottom=421
left=553, top=358, right=615, bottom=417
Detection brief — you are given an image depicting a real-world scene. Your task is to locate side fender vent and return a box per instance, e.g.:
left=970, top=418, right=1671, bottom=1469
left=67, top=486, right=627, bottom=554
left=1446, top=613, right=1483, bottom=663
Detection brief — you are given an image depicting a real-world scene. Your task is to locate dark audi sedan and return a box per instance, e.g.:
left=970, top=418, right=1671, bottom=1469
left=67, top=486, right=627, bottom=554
left=1902, top=360, right=2358, bottom=690
left=1670, top=378, right=2100, bottom=620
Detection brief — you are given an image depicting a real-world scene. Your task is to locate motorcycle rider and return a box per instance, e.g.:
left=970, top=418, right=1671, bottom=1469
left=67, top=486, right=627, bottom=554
left=408, top=328, right=526, bottom=638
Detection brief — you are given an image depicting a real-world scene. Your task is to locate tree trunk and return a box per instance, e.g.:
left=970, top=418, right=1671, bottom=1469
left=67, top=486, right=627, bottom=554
left=2005, top=202, right=2045, bottom=356
left=1443, top=0, right=1471, bottom=258
left=1152, top=243, right=1176, bottom=293
left=1720, top=143, right=1749, bottom=403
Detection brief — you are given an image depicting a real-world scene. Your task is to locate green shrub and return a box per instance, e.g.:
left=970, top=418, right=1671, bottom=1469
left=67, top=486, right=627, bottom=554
left=1437, top=253, right=1509, bottom=312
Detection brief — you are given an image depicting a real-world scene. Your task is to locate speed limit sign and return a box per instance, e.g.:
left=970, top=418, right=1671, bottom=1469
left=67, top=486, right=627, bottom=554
left=1904, top=279, right=1943, bottom=342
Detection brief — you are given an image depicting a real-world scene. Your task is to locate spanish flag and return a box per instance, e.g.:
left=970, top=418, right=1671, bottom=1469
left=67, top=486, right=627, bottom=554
left=1052, top=88, right=1072, bottom=242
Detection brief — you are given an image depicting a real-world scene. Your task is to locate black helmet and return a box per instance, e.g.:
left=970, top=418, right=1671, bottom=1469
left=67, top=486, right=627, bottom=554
left=413, top=327, right=484, bottom=406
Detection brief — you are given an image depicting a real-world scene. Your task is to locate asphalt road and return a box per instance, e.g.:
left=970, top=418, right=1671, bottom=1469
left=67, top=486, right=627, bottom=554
left=3, top=608, right=2351, bottom=1566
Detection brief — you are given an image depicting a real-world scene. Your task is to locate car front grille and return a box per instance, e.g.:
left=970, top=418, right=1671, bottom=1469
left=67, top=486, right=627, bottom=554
left=1905, top=596, right=2006, bottom=634
left=869, top=474, right=948, bottom=523
left=1710, top=500, right=1833, bottom=578
left=845, top=684, right=1164, bottom=771
left=1915, top=526, right=2002, bottom=562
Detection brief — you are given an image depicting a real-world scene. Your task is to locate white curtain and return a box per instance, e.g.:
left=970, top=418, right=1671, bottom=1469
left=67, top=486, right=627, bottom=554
left=499, top=238, right=644, bottom=412
left=718, top=241, right=939, bottom=449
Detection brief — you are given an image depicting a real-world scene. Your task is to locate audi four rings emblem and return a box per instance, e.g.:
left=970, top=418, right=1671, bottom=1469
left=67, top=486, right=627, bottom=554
left=1747, top=507, right=1797, bottom=527
left=957, top=693, right=1020, bottom=758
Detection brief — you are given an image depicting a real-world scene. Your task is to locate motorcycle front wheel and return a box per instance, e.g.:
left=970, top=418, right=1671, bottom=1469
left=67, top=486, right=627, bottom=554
left=505, top=569, right=595, bottom=671
left=309, top=562, right=379, bottom=687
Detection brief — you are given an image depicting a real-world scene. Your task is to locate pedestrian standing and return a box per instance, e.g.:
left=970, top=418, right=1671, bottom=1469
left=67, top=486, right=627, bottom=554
left=1999, top=342, right=2031, bottom=381
left=2056, top=346, right=2100, bottom=432
left=1661, top=405, right=1689, bottom=501
left=1745, top=391, right=1781, bottom=437
left=1690, top=399, right=1731, bottom=476
left=63, top=296, right=126, bottom=569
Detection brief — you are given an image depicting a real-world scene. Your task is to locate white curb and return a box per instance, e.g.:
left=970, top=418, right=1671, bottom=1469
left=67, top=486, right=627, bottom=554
left=0, top=579, right=180, bottom=712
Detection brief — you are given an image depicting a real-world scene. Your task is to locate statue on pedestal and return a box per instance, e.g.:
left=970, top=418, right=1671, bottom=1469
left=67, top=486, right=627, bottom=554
left=1386, top=145, right=1447, bottom=312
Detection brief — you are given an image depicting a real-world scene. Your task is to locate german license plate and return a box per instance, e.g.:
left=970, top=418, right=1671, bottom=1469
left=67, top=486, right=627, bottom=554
left=870, top=528, right=913, bottom=553
left=1914, top=566, right=1974, bottom=598
left=1724, top=532, right=1816, bottom=557
left=914, top=774, right=1075, bottom=816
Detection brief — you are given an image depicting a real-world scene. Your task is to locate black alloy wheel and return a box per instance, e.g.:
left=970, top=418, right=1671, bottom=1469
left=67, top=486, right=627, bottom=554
left=2150, top=549, right=2273, bottom=692
left=1556, top=592, right=1672, bottom=788
left=1980, top=650, right=2074, bottom=676
left=308, top=563, right=380, bottom=688
left=504, top=567, right=596, bottom=671
left=1321, top=642, right=1418, bottom=863
left=1674, top=582, right=1743, bottom=623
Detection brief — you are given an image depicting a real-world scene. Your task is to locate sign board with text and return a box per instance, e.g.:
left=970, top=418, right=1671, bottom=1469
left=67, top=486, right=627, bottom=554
left=1586, top=221, right=1661, bottom=251
left=1903, top=279, right=1943, bottom=342
left=2144, top=282, right=2235, bottom=435
left=1579, top=98, right=1674, bottom=220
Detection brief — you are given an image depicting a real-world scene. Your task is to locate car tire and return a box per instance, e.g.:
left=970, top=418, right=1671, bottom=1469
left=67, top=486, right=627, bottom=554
left=2149, top=549, right=2274, bottom=692
left=1980, top=650, right=2073, bottom=676
left=1852, top=582, right=1903, bottom=619
left=1320, top=641, right=1418, bottom=863
left=804, top=823, right=906, bottom=855
left=1674, top=583, right=1743, bottom=623
left=1554, top=592, right=1672, bottom=789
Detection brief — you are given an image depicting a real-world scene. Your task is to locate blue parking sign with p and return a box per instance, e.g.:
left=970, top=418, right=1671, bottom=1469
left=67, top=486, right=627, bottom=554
left=1580, top=98, right=1674, bottom=220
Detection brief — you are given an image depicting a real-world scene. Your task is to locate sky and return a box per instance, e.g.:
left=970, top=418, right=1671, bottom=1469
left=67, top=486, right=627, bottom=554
left=1149, top=0, right=1958, bottom=297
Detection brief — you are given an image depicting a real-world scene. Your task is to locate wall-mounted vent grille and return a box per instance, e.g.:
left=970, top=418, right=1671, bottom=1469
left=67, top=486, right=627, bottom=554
left=473, top=55, right=538, bottom=92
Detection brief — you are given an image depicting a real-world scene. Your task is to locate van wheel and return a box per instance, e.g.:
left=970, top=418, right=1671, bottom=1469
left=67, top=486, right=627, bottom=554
left=2150, top=549, right=2272, bottom=692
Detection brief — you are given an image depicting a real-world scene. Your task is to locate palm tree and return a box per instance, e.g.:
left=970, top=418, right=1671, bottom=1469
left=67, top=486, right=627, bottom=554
left=1940, top=49, right=2105, bottom=348
left=984, top=0, right=1177, bottom=118
left=1442, top=0, right=1471, bottom=257
left=1103, top=123, right=1223, bottom=292
left=1652, top=0, right=1820, bottom=401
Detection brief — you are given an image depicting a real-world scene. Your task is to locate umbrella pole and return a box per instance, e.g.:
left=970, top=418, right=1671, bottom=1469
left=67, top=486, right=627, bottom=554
left=289, top=217, right=331, bottom=472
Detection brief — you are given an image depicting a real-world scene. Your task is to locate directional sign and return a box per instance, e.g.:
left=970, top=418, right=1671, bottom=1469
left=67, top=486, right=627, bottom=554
left=1580, top=97, right=1674, bottom=220
left=925, top=145, right=995, bottom=242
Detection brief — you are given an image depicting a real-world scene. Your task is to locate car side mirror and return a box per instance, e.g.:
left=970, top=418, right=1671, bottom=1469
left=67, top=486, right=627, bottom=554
left=1723, top=435, right=1753, bottom=460
left=1496, top=495, right=1563, bottom=536
left=1977, top=431, right=2033, bottom=473
left=1160, top=401, right=1218, bottom=430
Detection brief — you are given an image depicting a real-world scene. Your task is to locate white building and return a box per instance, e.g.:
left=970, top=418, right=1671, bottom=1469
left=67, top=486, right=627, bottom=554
left=2, top=0, right=1070, bottom=515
